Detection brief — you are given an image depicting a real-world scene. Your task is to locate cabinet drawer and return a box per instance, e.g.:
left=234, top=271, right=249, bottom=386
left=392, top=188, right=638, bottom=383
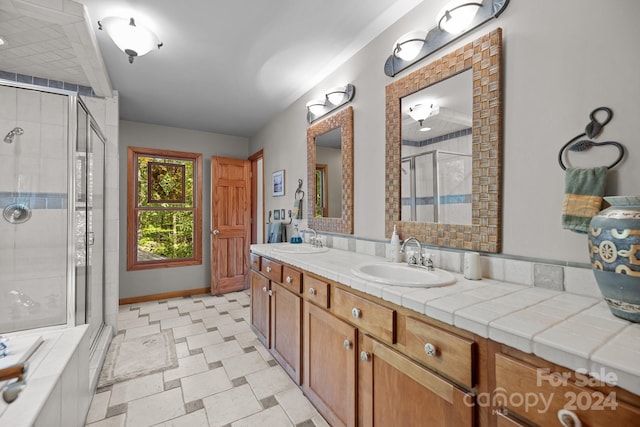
left=250, top=253, right=261, bottom=271
left=303, top=275, right=329, bottom=309
left=333, top=287, right=395, bottom=344
left=261, top=258, right=282, bottom=282
left=495, top=353, right=640, bottom=427
left=405, top=317, right=475, bottom=389
left=282, top=266, right=302, bottom=294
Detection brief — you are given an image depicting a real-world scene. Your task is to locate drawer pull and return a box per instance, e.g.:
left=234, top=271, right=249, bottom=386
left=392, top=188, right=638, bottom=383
left=268, top=290, right=273, bottom=297
left=352, top=308, right=361, bottom=319
left=286, top=276, right=292, bottom=283
left=308, top=287, right=316, bottom=296
left=424, top=343, right=437, bottom=357
left=360, top=351, right=371, bottom=362
left=343, top=339, right=352, bottom=350
left=262, top=286, right=267, bottom=293
left=558, top=409, right=582, bottom=427
left=266, top=266, right=272, bottom=273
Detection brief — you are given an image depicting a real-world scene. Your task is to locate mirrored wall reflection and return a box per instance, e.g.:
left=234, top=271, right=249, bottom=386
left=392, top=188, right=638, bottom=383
left=401, top=69, right=472, bottom=225
left=314, top=127, right=342, bottom=218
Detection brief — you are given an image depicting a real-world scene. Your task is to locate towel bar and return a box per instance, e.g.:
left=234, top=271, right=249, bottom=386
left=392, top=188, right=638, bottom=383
left=558, top=107, right=625, bottom=170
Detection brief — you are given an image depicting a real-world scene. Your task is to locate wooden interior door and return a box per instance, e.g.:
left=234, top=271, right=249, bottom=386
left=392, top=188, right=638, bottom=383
left=211, top=156, right=251, bottom=294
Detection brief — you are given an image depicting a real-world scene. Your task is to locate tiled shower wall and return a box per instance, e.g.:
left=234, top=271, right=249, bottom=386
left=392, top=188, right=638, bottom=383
left=0, top=86, right=70, bottom=331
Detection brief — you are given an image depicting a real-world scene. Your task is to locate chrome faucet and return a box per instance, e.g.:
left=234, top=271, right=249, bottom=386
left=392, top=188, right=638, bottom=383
left=300, top=228, right=322, bottom=247
left=400, top=236, right=434, bottom=270
left=400, top=236, right=422, bottom=265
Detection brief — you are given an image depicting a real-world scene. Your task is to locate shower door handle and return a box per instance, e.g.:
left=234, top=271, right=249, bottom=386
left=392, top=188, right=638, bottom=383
left=87, top=232, right=95, bottom=246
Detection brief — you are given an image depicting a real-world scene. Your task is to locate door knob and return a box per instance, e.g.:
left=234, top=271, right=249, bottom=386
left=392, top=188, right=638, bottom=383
left=212, top=229, right=220, bottom=235
left=308, top=288, right=316, bottom=296
left=343, top=339, right=352, bottom=350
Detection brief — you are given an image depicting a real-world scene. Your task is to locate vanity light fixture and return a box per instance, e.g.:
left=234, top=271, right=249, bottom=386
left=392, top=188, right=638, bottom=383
left=0, top=36, right=5, bottom=46
left=392, top=31, right=427, bottom=61
left=384, top=0, right=509, bottom=77
left=306, top=84, right=355, bottom=123
left=437, top=1, right=483, bottom=35
left=98, top=17, right=163, bottom=64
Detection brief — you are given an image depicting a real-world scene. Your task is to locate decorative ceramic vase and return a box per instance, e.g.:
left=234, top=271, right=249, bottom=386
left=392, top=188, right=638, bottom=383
left=588, top=196, right=640, bottom=322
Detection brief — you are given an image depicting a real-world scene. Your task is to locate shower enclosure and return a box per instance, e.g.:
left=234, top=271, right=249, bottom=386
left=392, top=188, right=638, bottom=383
left=0, top=82, right=106, bottom=351
left=401, top=149, right=472, bottom=225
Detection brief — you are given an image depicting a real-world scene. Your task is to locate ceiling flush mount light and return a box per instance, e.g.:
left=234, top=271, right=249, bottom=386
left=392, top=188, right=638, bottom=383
left=384, top=0, right=509, bottom=77
left=307, top=84, right=355, bottom=123
left=437, top=1, right=483, bottom=35
left=408, top=104, right=434, bottom=130
left=98, top=17, right=163, bottom=63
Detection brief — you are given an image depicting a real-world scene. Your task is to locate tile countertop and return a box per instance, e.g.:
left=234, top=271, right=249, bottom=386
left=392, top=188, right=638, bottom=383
left=251, top=243, right=640, bottom=396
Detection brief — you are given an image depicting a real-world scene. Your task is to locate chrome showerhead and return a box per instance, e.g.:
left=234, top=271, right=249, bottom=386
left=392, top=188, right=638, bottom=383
left=4, top=127, right=24, bottom=144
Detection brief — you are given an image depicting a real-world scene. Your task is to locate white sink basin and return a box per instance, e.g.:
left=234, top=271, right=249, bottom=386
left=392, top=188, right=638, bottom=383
left=272, top=244, right=329, bottom=254
left=351, top=262, right=456, bottom=287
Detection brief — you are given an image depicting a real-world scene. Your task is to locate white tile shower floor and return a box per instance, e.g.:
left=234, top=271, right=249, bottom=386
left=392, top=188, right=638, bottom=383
left=86, top=291, right=328, bottom=427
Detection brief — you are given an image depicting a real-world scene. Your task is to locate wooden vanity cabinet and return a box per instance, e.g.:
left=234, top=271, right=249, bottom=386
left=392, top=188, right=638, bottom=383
left=359, top=334, right=474, bottom=427
left=249, top=258, right=303, bottom=384
left=303, top=300, right=358, bottom=427
left=249, top=270, right=270, bottom=346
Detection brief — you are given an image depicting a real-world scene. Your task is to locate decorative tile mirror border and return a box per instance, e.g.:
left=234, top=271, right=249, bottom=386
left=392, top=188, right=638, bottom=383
left=385, top=28, right=503, bottom=253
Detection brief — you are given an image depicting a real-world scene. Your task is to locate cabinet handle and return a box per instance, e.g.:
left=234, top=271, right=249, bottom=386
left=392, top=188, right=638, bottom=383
left=352, top=308, right=361, bottom=319
left=308, top=288, right=316, bottom=296
left=268, top=290, right=273, bottom=297
left=558, top=409, right=582, bottom=427
left=343, top=339, right=352, bottom=350
left=424, top=343, right=437, bottom=357
left=286, top=276, right=292, bottom=283
left=266, top=266, right=272, bottom=273
left=262, top=286, right=267, bottom=293
left=360, top=351, right=371, bottom=362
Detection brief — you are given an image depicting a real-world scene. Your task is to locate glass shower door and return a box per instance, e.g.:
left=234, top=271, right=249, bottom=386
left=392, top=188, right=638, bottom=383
left=74, top=101, right=105, bottom=349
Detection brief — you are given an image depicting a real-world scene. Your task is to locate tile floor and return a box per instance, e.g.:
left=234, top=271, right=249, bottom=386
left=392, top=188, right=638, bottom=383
left=85, top=291, right=328, bottom=427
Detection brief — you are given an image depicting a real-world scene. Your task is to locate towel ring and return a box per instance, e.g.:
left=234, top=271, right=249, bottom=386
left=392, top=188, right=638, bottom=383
left=295, top=179, right=304, bottom=200
left=558, top=107, right=625, bottom=170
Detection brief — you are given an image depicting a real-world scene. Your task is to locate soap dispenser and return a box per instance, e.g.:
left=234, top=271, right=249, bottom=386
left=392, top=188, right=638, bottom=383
left=290, top=224, right=303, bottom=244
left=390, top=225, right=402, bottom=262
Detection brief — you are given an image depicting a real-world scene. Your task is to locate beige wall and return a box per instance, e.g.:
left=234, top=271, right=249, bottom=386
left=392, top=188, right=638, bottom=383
left=249, top=0, right=640, bottom=264
left=118, top=120, right=249, bottom=299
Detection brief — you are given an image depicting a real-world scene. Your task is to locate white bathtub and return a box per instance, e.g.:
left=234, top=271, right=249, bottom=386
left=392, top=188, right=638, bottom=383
left=0, top=325, right=99, bottom=427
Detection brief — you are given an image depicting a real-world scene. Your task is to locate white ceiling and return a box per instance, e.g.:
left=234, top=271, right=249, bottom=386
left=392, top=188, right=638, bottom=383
left=0, top=0, right=425, bottom=138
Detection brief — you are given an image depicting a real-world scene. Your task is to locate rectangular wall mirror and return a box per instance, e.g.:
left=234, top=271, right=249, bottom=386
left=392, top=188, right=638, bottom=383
left=307, top=106, right=354, bottom=234
left=386, top=29, right=503, bottom=253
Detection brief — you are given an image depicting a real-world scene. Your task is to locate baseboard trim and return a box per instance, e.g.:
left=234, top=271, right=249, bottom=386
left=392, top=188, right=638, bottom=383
left=119, top=288, right=211, bottom=305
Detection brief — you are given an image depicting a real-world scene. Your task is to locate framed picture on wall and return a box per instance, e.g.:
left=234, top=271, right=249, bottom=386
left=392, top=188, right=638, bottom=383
left=272, top=169, right=285, bottom=196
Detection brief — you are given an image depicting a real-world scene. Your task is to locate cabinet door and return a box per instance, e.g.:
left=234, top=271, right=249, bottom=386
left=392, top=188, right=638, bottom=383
left=359, top=335, right=474, bottom=427
left=303, top=301, right=357, bottom=427
left=270, top=281, right=302, bottom=384
left=250, top=270, right=270, bottom=347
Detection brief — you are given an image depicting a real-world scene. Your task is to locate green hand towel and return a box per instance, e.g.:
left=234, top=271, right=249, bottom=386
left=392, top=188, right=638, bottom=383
left=561, top=166, right=607, bottom=233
